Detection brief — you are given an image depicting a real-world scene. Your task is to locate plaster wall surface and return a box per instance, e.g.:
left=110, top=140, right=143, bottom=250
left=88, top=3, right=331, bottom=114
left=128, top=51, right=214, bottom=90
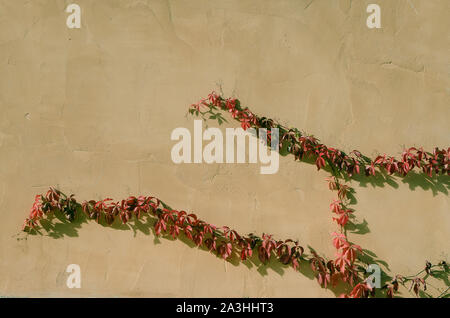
left=0, top=0, right=449, bottom=297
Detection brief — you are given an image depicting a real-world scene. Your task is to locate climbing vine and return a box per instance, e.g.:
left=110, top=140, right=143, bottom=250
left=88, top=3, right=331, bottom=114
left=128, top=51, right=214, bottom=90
left=22, top=187, right=449, bottom=298
left=189, top=92, right=449, bottom=178
left=187, top=92, right=449, bottom=298
left=22, top=92, right=449, bottom=298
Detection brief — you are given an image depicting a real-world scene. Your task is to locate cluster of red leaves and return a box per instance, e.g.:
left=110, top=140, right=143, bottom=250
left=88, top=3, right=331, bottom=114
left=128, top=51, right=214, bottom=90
left=330, top=199, right=353, bottom=227
left=332, top=233, right=361, bottom=273
left=22, top=188, right=76, bottom=230
left=385, top=277, right=400, bottom=298
left=341, top=282, right=374, bottom=298
left=191, top=92, right=450, bottom=178
left=191, top=93, right=258, bottom=131
left=23, top=195, right=44, bottom=229
left=327, top=177, right=383, bottom=298
left=327, top=178, right=368, bottom=297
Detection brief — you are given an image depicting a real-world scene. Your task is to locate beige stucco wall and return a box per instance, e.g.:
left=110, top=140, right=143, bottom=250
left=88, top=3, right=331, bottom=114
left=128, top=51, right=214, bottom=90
left=0, top=0, right=449, bottom=297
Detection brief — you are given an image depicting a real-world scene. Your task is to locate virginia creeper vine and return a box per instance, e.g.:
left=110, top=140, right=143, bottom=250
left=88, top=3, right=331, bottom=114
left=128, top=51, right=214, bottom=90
left=21, top=92, right=449, bottom=298
left=187, top=92, right=450, bottom=298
